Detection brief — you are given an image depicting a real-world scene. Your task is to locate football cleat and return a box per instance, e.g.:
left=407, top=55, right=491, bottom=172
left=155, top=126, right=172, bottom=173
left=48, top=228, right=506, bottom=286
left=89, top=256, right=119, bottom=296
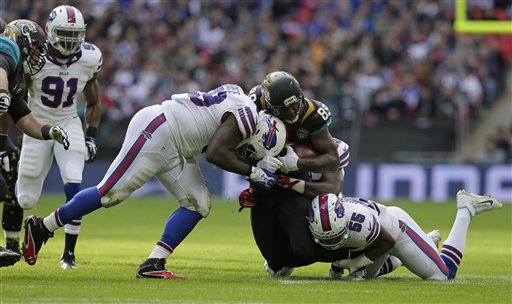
left=456, top=190, right=502, bottom=217
left=60, top=251, right=78, bottom=269
left=0, top=246, right=21, bottom=267
left=426, top=230, right=442, bottom=249
left=22, top=215, right=54, bottom=266
left=263, top=260, right=294, bottom=278
left=5, top=237, right=20, bottom=254
left=136, top=258, right=185, bottom=279
left=328, top=263, right=344, bottom=279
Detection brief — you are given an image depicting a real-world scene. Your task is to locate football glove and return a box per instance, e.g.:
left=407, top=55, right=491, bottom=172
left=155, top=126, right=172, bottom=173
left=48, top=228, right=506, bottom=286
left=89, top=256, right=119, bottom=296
left=49, top=126, right=70, bottom=150
left=257, top=156, right=282, bottom=173
left=0, top=90, right=11, bottom=115
left=0, top=151, right=11, bottom=172
left=276, top=174, right=305, bottom=194
left=247, top=166, right=276, bottom=190
left=85, top=137, right=98, bottom=163
left=277, top=146, right=299, bottom=173
left=238, top=187, right=257, bottom=212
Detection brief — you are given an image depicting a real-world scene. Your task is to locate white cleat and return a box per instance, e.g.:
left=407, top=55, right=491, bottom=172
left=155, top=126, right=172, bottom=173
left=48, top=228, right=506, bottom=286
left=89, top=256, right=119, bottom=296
left=426, top=230, right=442, bottom=248
left=456, top=189, right=502, bottom=217
left=264, top=260, right=294, bottom=278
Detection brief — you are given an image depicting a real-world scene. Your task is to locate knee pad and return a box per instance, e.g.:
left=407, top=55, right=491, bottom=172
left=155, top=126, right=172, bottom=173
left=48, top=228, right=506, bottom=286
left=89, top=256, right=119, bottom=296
left=17, top=193, right=38, bottom=210
left=100, top=189, right=131, bottom=208
left=178, top=189, right=211, bottom=218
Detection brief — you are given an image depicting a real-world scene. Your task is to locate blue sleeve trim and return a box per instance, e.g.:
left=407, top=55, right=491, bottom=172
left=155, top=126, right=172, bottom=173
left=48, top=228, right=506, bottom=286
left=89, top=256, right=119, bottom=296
left=310, top=117, right=332, bottom=137
left=0, top=37, right=20, bottom=65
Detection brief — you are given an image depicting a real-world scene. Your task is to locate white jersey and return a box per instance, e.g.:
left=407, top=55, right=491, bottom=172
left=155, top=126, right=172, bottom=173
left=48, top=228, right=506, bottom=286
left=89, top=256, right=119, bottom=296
left=162, top=84, right=258, bottom=158
left=339, top=197, right=383, bottom=251
left=310, top=138, right=350, bottom=181
left=27, top=42, right=102, bottom=125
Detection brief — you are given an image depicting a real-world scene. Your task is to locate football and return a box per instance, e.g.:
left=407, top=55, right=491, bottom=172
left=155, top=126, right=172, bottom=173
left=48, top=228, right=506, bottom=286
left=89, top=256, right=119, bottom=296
left=291, top=144, right=318, bottom=158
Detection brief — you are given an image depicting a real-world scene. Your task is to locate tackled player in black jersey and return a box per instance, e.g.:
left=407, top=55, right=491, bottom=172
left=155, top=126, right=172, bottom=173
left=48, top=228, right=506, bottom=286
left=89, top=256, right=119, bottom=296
left=242, top=71, right=348, bottom=277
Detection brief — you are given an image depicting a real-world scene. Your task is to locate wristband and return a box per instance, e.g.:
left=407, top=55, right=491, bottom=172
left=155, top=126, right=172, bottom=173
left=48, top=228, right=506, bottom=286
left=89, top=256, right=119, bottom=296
left=288, top=178, right=305, bottom=194
left=86, top=126, right=97, bottom=138
left=41, top=125, right=52, bottom=140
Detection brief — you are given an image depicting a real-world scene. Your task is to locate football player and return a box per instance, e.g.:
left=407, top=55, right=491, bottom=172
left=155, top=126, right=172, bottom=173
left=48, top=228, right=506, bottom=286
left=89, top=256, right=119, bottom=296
left=22, top=84, right=285, bottom=279
left=239, top=138, right=352, bottom=277
left=6, top=5, right=103, bottom=270
left=309, top=191, right=502, bottom=280
left=239, top=72, right=345, bottom=276
left=250, top=71, right=340, bottom=174
left=0, top=19, right=70, bottom=268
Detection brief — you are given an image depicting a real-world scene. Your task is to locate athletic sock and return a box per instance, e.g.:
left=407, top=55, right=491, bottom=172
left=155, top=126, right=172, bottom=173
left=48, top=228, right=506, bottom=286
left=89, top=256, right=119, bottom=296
left=44, top=187, right=102, bottom=232
left=148, top=207, right=203, bottom=259
left=439, top=208, right=471, bottom=279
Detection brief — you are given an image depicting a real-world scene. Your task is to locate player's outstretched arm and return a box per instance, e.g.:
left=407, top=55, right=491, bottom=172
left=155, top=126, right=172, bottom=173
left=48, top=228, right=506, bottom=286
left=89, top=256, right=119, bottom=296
left=206, top=112, right=252, bottom=176
left=298, top=129, right=339, bottom=173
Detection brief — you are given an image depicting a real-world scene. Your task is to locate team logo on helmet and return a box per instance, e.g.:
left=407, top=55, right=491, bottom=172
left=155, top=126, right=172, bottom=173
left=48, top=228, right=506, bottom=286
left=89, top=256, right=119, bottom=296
left=48, top=10, right=57, bottom=22
left=262, top=119, right=279, bottom=150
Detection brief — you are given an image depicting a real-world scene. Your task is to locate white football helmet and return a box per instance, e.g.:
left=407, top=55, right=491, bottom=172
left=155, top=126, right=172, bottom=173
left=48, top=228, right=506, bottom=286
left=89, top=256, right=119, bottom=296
left=46, top=5, right=86, bottom=56
left=308, top=193, right=348, bottom=250
left=236, top=111, right=287, bottom=161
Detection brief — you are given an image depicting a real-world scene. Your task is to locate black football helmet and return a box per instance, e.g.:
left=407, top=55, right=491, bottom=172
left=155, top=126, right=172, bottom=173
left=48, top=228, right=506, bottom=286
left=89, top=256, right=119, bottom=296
left=261, top=71, right=305, bottom=124
left=3, top=19, right=47, bottom=75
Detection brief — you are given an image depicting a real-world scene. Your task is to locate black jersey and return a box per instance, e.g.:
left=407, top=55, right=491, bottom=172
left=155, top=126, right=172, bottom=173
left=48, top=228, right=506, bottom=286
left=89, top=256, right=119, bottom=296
left=249, top=85, right=332, bottom=144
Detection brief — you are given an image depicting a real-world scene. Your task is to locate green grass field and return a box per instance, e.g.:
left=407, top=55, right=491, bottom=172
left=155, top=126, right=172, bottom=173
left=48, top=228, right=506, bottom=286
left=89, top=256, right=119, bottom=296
left=1, top=195, right=511, bottom=303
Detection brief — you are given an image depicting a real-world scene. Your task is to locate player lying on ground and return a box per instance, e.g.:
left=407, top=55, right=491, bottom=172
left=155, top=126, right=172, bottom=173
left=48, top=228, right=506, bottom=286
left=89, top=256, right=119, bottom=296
left=22, top=84, right=287, bottom=279
left=308, top=191, right=502, bottom=280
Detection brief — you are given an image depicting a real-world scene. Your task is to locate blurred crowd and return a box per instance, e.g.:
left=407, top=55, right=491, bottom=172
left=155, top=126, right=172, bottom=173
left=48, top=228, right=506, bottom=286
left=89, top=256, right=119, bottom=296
left=3, top=0, right=512, bottom=153
left=479, top=125, right=512, bottom=163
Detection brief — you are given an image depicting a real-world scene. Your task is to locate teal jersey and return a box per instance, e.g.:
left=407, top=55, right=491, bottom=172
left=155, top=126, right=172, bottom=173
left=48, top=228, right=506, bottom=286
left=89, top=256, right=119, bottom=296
left=0, top=36, right=20, bottom=65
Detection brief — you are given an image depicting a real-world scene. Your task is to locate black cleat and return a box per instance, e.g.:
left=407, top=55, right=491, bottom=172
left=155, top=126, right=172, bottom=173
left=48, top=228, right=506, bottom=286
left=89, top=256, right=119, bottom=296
left=22, top=215, right=53, bottom=266
left=60, top=251, right=78, bottom=269
left=0, top=246, right=21, bottom=267
left=136, top=258, right=185, bottom=279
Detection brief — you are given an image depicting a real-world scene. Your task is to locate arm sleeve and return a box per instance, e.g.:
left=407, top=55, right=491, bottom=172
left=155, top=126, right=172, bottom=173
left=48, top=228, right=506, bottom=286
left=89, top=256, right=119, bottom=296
left=7, top=94, right=31, bottom=123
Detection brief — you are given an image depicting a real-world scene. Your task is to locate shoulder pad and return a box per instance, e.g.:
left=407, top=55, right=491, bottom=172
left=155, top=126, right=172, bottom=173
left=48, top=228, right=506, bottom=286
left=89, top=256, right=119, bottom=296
left=299, top=98, right=332, bottom=137
left=0, top=37, right=20, bottom=65
left=81, top=42, right=103, bottom=72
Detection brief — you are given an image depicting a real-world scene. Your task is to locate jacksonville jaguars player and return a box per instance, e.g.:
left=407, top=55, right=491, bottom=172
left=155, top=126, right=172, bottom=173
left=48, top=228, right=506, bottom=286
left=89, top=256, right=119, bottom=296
left=7, top=5, right=103, bottom=270
left=22, top=84, right=282, bottom=279
left=241, top=71, right=345, bottom=276
left=309, top=191, right=502, bottom=280
left=0, top=19, right=69, bottom=267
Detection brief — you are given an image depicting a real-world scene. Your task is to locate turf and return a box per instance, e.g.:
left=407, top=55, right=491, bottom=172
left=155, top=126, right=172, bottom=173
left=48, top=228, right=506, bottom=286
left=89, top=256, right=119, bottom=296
left=1, top=195, right=510, bottom=303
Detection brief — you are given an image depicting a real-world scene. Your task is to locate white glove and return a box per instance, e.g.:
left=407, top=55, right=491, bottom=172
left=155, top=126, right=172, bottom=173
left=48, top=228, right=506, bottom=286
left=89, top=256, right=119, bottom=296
left=247, top=166, right=276, bottom=190
left=0, top=151, right=11, bottom=172
left=0, top=90, right=11, bottom=114
left=50, top=126, right=70, bottom=150
left=85, top=137, right=98, bottom=163
left=333, top=255, right=373, bottom=274
left=257, top=156, right=283, bottom=173
left=341, top=269, right=367, bottom=281
left=277, top=146, right=299, bottom=173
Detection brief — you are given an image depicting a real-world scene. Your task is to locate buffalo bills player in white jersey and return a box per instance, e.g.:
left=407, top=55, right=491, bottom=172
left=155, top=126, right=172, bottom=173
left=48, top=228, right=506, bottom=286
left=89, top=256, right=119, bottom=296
left=22, top=84, right=283, bottom=279
left=309, top=191, right=502, bottom=280
left=10, top=5, right=102, bottom=269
